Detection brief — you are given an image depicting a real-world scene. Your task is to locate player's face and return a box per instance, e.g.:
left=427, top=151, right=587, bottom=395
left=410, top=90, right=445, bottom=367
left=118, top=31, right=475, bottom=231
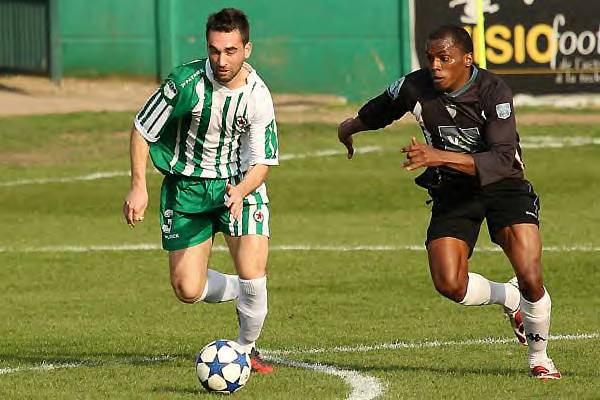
left=207, top=29, right=252, bottom=85
left=425, top=37, right=473, bottom=92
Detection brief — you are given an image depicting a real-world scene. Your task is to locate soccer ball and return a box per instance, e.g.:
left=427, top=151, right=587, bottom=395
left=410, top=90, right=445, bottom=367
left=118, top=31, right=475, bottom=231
left=195, top=339, right=251, bottom=394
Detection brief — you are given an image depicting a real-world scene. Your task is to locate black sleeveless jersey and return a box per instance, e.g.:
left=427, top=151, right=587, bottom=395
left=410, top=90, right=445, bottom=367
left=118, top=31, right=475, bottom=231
left=358, top=67, right=525, bottom=187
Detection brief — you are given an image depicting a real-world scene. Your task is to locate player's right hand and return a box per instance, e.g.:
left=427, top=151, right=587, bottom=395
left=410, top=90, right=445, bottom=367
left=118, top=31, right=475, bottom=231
left=123, top=186, right=148, bottom=227
left=337, top=118, right=356, bottom=159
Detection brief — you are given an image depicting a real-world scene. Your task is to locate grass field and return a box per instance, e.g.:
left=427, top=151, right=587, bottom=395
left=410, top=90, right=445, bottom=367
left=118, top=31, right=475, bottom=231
left=1, top=109, right=599, bottom=399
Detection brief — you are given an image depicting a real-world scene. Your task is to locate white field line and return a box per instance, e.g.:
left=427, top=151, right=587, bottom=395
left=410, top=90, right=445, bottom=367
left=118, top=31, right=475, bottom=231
left=2, top=135, right=599, bottom=187
left=264, top=332, right=600, bottom=357
left=0, top=355, right=174, bottom=376
left=269, top=356, right=385, bottom=400
left=279, top=146, right=382, bottom=161
left=0, top=354, right=384, bottom=400
left=0, top=171, right=132, bottom=187
left=520, top=136, right=600, bottom=149
left=0, top=362, right=84, bottom=375
left=0, top=146, right=382, bottom=188
left=2, top=243, right=600, bottom=254
left=2, top=333, right=598, bottom=398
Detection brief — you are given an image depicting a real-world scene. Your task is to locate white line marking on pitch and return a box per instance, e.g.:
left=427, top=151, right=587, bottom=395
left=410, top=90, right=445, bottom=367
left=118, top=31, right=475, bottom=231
left=264, top=332, right=600, bottom=356
left=0, top=171, right=132, bottom=187
left=2, top=135, right=599, bottom=187
left=0, top=355, right=383, bottom=400
left=0, top=355, right=175, bottom=376
left=2, top=243, right=600, bottom=254
left=3, top=333, right=597, bottom=398
left=0, top=147, right=382, bottom=187
left=0, top=362, right=83, bottom=375
left=520, top=136, right=600, bottom=149
left=269, top=356, right=384, bottom=400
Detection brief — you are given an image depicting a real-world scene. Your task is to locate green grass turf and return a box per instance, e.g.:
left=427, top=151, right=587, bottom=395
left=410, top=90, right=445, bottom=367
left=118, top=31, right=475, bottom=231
left=0, top=111, right=599, bottom=399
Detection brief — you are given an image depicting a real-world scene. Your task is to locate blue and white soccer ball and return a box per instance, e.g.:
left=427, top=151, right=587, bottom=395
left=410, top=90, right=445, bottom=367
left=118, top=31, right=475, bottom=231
left=195, top=339, right=251, bottom=394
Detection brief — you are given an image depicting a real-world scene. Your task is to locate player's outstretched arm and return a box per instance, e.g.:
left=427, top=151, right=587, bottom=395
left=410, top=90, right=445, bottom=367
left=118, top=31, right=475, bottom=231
left=226, top=164, right=269, bottom=221
left=123, top=127, right=150, bottom=227
left=337, top=117, right=368, bottom=159
left=402, top=136, right=476, bottom=175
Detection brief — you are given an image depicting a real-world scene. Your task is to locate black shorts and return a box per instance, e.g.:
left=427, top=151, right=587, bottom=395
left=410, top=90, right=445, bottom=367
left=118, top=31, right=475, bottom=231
left=425, top=178, right=540, bottom=256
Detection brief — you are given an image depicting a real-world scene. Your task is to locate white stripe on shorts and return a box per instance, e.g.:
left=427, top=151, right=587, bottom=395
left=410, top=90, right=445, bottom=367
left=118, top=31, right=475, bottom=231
left=262, top=205, right=270, bottom=236
left=227, top=204, right=269, bottom=237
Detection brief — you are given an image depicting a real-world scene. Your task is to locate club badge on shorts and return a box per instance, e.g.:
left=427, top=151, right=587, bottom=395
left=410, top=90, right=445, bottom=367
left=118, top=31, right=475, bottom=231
left=496, top=102, right=511, bottom=119
left=253, top=209, right=265, bottom=223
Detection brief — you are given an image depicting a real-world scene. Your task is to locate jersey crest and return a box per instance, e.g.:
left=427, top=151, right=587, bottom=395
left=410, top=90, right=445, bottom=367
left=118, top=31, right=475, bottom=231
left=235, top=115, right=250, bottom=133
left=163, top=80, right=178, bottom=100
left=387, top=77, right=405, bottom=99
left=496, top=102, right=511, bottom=119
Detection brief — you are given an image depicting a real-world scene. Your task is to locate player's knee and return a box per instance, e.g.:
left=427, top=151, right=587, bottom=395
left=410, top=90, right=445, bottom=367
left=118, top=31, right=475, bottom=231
left=516, top=270, right=544, bottom=300
left=172, top=280, right=203, bottom=304
left=433, top=279, right=467, bottom=303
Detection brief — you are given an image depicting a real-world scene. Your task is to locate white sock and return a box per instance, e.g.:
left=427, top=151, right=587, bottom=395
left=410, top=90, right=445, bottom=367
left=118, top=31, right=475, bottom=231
left=521, top=289, right=552, bottom=367
left=460, top=273, right=520, bottom=311
left=236, top=276, right=268, bottom=353
left=197, top=269, right=239, bottom=303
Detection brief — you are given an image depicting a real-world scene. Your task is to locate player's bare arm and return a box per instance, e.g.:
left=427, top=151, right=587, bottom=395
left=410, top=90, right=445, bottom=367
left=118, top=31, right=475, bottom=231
left=226, top=164, right=269, bottom=220
left=337, top=116, right=369, bottom=159
left=402, top=136, right=476, bottom=175
left=123, top=127, right=149, bottom=227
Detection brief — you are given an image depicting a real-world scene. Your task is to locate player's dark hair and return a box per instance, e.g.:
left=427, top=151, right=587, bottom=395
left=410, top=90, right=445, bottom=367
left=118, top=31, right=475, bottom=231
left=206, top=8, right=250, bottom=44
left=428, top=25, right=473, bottom=54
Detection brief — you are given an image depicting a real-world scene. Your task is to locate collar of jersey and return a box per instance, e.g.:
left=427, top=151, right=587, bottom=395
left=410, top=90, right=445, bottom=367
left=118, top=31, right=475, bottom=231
left=205, top=59, right=256, bottom=92
left=446, top=66, right=478, bottom=98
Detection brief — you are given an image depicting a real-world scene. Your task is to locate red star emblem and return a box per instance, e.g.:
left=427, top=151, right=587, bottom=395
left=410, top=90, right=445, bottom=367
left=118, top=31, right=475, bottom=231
left=253, top=210, right=264, bottom=222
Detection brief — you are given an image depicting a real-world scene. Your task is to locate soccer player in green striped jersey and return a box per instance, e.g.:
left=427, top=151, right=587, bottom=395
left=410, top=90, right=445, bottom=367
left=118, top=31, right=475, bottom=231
left=122, top=8, right=277, bottom=373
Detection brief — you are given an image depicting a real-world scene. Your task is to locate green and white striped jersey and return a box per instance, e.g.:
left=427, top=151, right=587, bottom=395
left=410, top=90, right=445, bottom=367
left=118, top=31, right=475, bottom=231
left=134, top=59, right=279, bottom=203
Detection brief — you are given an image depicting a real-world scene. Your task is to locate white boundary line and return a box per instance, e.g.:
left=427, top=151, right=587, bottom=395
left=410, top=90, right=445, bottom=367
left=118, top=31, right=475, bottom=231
left=2, top=243, right=600, bottom=254
left=2, top=333, right=598, bottom=399
left=0, top=171, right=131, bottom=187
left=2, top=135, right=599, bottom=187
left=264, top=332, right=600, bottom=356
left=269, top=357, right=385, bottom=400
left=520, top=136, right=600, bottom=149
left=0, top=354, right=383, bottom=400
left=0, top=146, right=382, bottom=187
left=0, top=355, right=174, bottom=376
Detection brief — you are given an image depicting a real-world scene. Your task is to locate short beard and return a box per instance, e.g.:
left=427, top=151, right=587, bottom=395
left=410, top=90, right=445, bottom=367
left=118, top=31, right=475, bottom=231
left=214, top=66, right=242, bottom=84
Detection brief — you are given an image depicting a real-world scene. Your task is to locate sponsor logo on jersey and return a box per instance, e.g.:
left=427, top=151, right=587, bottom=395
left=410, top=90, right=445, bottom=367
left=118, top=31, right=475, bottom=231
left=253, top=209, right=265, bottom=223
left=181, top=70, right=201, bottom=88
left=496, top=102, right=512, bottom=119
left=235, top=116, right=250, bottom=133
left=163, top=80, right=178, bottom=100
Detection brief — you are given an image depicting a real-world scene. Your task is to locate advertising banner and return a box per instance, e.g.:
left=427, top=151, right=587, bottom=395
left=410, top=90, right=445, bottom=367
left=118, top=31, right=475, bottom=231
left=411, top=0, right=600, bottom=93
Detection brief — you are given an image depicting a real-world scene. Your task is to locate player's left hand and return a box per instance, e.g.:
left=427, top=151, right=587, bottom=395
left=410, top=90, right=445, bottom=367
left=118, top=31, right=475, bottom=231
left=225, top=183, right=244, bottom=221
left=401, top=136, right=443, bottom=171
